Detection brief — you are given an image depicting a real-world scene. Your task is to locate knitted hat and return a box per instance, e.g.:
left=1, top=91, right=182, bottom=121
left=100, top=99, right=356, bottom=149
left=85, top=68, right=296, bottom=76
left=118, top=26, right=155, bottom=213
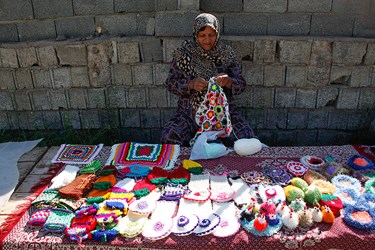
left=80, top=160, right=103, bottom=174
left=93, top=174, right=117, bottom=190
left=133, top=178, right=156, bottom=198
left=182, top=159, right=203, bottom=174
left=147, top=167, right=169, bottom=185
left=168, top=167, right=190, bottom=186
left=319, top=194, right=343, bottom=216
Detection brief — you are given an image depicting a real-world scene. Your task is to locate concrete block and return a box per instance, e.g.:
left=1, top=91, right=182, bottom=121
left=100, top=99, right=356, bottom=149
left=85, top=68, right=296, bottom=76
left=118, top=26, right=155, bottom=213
left=279, top=40, right=311, bottom=64
left=252, top=87, right=274, bottom=108
left=332, top=41, right=367, bottom=65
left=295, top=130, right=318, bottom=146
left=71, top=67, right=90, bottom=87
left=43, top=111, right=63, bottom=129
left=115, top=0, right=155, bottom=12
left=0, top=48, right=19, bottom=68
left=264, top=65, right=285, bottom=86
left=328, top=111, right=348, bottom=130
left=347, top=111, right=372, bottom=130
left=33, top=0, right=73, bottom=19
left=140, top=39, right=163, bottom=63
left=167, top=91, right=178, bottom=107
left=52, top=67, right=71, bottom=88
left=285, top=65, right=306, bottom=87
left=14, top=91, right=32, bottom=110
left=0, top=0, right=33, bottom=21
left=235, top=86, right=253, bottom=108
left=107, top=86, right=127, bottom=108
left=201, top=0, right=242, bottom=12
left=7, top=112, right=21, bottom=129
left=136, top=14, right=155, bottom=35
left=80, top=110, right=101, bottom=129
left=120, top=109, right=141, bottom=127
left=31, top=90, right=50, bottom=110
left=288, top=0, right=331, bottom=12
left=17, top=20, right=56, bottom=42
left=276, top=131, right=296, bottom=146
left=87, top=88, right=106, bottom=109
left=155, top=12, right=197, bottom=36
left=244, top=0, right=287, bottom=12
left=225, top=15, right=267, bottom=35
left=0, top=69, right=16, bottom=89
left=32, top=68, right=52, bottom=88
left=0, top=112, right=10, bottom=129
left=56, top=45, right=88, bottom=66
left=354, top=18, right=375, bottom=38
left=0, top=91, right=14, bottom=110
left=27, top=111, right=45, bottom=130
left=295, top=89, right=317, bottom=108
left=254, top=40, right=276, bottom=63
left=0, top=24, right=18, bottom=42
left=148, top=87, right=168, bottom=108
left=140, top=109, right=161, bottom=128
left=178, top=0, right=199, bottom=10
left=307, top=110, right=328, bottom=129
left=245, top=109, right=266, bottom=129
left=316, top=130, right=338, bottom=145
left=17, top=47, right=38, bottom=68
left=311, top=15, right=354, bottom=37
left=329, top=66, right=351, bottom=85
left=133, top=64, right=153, bottom=86
left=266, top=109, right=287, bottom=129
left=163, top=39, right=184, bottom=63
left=350, top=66, right=371, bottom=87
left=242, top=63, right=263, bottom=86
left=36, top=46, right=58, bottom=68
left=96, top=15, right=137, bottom=36
left=117, top=42, right=140, bottom=64
left=156, top=0, right=178, bottom=11
left=337, top=88, right=360, bottom=109
left=364, top=42, right=375, bottom=65
left=55, top=16, right=95, bottom=39
left=14, top=69, right=33, bottom=90
left=310, top=41, right=332, bottom=66
left=17, top=111, right=29, bottom=129
left=287, top=111, right=307, bottom=129
left=228, top=40, right=254, bottom=62
left=275, top=88, right=296, bottom=108
left=113, top=64, right=132, bottom=86
left=61, top=110, right=81, bottom=129
left=306, top=66, right=330, bottom=87
left=87, top=43, right=113, bottom=88
left=98, top=109, right=120, bottom=129
left=316, top=87, right=339, bottom=108
left=127, top=87, right=147, bottom=108
left=68, top=88, right=87, bottom=109
left=268, top=14, right=310, bottom=35
left=358, top=88, right=375, bottom=109
left=332, top=0, right=374, bottom=16
left=153, top=63, right=169, bottom=86
left=73, top=0, right=114, bottom=15
left=48, top=89, right=68, bottom=110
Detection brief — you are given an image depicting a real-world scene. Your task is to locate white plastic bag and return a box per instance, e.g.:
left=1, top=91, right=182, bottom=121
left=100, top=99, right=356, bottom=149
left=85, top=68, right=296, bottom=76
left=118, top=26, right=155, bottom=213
left=189, top=131, right=230, bottom=160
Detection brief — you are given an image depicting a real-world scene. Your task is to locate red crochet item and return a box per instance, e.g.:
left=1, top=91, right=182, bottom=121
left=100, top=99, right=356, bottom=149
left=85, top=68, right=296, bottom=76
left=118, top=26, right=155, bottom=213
left=147, top=167, right=169, bottom=185
left=168, top=167, right=190, bottom=185
left=133, top=179, right=156, bottom=198
left=319, top=194, right=343, bottom=216
left=70, top=215, right=97, bottom=232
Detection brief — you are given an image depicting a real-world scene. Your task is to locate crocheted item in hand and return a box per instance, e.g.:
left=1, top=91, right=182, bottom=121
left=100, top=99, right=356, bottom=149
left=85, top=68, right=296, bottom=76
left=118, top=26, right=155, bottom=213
left=133, top=178, right=156, bottom=198
left=44, top=208, right=74, bottom=233
left=51, top=144, right=103, bottom=164
left=190, top=77, right=232, bottom=146
left=171, top=199, right=200, bottom=236
left=28, top=208, right=51, bottom=227
left=58, top=174, right=96, bottom=200
left=147, top=167, right=169, bottom=185
left=168, top=167, right=190, bottom=186
left=183, top=173, right=211, bottom=202
left=80, top=160, right=103, bottom=174
left=93, top=174, right=117, bottom=191
left=182, top=159, right=203, bottom=174
left=107, top=142, right=180, bottom=171
left=212, top=201, right=240, bottom=238
left=209, top=174, right=235, bottom=202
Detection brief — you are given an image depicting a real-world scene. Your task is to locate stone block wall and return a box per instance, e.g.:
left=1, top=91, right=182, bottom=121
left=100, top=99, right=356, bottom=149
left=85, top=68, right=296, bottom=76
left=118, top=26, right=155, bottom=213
left=0, top=0, right=374, bottom=146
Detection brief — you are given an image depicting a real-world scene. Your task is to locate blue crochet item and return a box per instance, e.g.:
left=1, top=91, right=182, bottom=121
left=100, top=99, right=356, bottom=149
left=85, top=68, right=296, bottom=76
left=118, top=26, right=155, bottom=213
left=347, top=155, right=374, bottom=171
left=92, top=229, right=118, bottom=242
left=126, top=164, right=151, bottom=178
left=357, top=193, right=375, bottom=210
left=335, top=187, right=360, bottom=207
left=344, top=203, right=375, bottom=230
left=331, top=174, right=361, bottom=191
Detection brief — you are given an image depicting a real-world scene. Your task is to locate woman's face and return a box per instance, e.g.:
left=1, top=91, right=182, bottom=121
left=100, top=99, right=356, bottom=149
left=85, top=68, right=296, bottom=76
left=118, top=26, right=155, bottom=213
left=197, top=26, right=217, bottom=51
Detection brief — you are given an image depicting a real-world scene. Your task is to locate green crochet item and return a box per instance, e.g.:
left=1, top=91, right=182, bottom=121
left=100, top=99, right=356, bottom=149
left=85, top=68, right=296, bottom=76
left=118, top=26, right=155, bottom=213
left=32, top=189, right=58, bottom=207
left=43, top=208, right=74, bottom=233
left=365, top=179, right=375, bottom=194
left=134, top=188, right=150, bottom=198
left=86, top=197, right=105, bottom=204
left=93, top=182, right=112, bottom=190
left=291, top=177, right=308, bottom=192
left=80, top=160, right=103, bottom=174
left=285, top=185, right=305, bottom=202
left=150, top=177, right=168, bottom=185
left=304, top=186, right=322, bottom=205
left=169, top=178, right=189, bottom=186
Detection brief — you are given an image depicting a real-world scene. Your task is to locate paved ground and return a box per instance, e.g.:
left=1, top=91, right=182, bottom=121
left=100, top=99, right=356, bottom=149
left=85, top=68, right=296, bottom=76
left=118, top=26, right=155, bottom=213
left=0, top=146, right=59, bottom=228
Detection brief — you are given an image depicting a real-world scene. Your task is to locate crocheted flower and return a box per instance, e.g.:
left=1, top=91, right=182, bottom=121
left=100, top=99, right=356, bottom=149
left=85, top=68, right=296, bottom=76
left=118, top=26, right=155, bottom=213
left=200, top=218, right=211, bottom=228
left=177, top=216, right=190, bottom=227
left=153, top=221, right=165, bottom=231
left=202, top=120, right=211, bottom=130
left=206, top=109, right=215, bottom=119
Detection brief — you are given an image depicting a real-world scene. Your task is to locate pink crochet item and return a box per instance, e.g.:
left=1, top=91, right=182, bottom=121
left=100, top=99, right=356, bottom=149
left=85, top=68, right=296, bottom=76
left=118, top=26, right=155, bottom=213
left=28, top=208, right=51, bottom=227
left=210, top=174, right=235, bottom=202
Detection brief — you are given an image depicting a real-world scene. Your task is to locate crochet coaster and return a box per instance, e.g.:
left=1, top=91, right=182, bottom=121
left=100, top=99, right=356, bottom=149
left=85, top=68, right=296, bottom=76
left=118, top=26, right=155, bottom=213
left=241, top=171, right=271, bottom=185
left=262, top=165, right=292, bottom=185
left=331, top=174, right=361, bottom=191
left=192, top=200, right=221, bottom=236
left=182, top=159, right=203, bottom=174
left=124, top=164, right=151, bottom=178
left=209, top=174, right=235, bottom=202
left=80, top=160, right=103, bottom=174
left=133, top=178, right=156, bottom=198
left=212, top=201, right=240, bottom=238
left=117, top=212, right=148, bottom=238
left=142, top=200, right=178, bottom=241
left=229, top=177, right=253, bottom=206
left=44, top=208, right=74, bottom=233
left=107, top=142, right=180, bottom=171
left=171, top=199, right=200, bottom=236
left=28, top=208, right=51, bottom=227
left=286, top=161, right=309, bottom=177
left=147, top=167, right=169, bottom=185
left=160, top=183, right=188, bottom=201
left=300, top=155, right=325, bottom=172
left=168, top=167, right=190, bottom=186
left=51, top=144, right=103, bottom=164
left=182, top=173, right=211, bottom=202
left=347, top=155, right=374, bottom=171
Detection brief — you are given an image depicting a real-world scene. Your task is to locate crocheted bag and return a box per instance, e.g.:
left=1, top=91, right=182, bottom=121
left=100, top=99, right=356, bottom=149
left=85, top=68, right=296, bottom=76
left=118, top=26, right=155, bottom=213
left=44, top=208, right=74, bottom=233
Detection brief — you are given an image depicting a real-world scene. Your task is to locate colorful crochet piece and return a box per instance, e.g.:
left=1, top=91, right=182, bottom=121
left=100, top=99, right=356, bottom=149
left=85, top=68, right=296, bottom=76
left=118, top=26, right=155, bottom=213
left=43, top=208, right=75, bottom=233
left=28, top=208, right=51, bottom=227
left=107, top=142, right=180, bottom=170
left=80, top=160, right=103, bottom=174
left=51, top=144, right=103, bottom=164
left=348, top=155, right=375, bottom=171
left=182, top=159, right=203, bottom=174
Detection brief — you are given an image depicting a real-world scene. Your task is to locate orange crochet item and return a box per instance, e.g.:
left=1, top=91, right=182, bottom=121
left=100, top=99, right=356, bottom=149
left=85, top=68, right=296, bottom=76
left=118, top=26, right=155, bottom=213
left=93, top=174, right=117, bottom=190
left=58, top=174, right=96, bottom=200
left=322, top=206, right=335, bottom=223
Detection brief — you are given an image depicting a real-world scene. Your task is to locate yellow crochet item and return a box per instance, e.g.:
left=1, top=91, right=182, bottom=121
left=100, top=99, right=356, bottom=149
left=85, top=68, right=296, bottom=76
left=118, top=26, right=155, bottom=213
left=104, top=192, right=134, bottom=202
left=291, top=177, right=308, bottom=192
left=182, top=159, right=203, bottom=174
left=284, top=185, right=305, bottom=202
left=97, top=206, right=123, bottom=217
left=311, top=180, right=336, bottom=195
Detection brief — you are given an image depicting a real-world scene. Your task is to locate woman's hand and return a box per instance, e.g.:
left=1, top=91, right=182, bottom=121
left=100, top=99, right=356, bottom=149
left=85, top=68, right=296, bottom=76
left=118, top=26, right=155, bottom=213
left=215, top=73, right=232, bottom=89
left=188, top=77, right=208, bottom=91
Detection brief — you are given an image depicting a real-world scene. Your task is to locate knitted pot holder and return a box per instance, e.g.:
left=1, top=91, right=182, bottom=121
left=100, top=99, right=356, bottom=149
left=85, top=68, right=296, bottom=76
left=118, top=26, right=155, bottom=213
left=28, top=208, right=51, bottom=227
left=193, top=200, right=221, bottom=236
left=171, top=199, right=200, bottom=236
left=212, top=201, right=240, bottom=238
left=182, top=173, right=211, bottom=202
left=347, top=155, right=374, bottom=171
left=142, top=200, right=178, bottom=241
left=44, top=208, right=74, bottom=233
left=209, top=174, right=235, bottom=202
left=51, top=144, right=103, bottom=164
left=300, top=155, right=325, bottom=172
left=229, top=177, right=253, bottom=206
left=344, top=203, right=375, bottom=230
left=331, top=174, right=361, bottom=191
left=286, top=161, right=309, bottom=177
left=118, top=212, right=148, bottom=238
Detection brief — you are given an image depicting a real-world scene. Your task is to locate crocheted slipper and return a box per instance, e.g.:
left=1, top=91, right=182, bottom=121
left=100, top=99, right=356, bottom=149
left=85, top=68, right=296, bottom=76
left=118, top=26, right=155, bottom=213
left=210, top=174, right=235, bottom=202
left=128, top=189, right=161, bottom=216
left=182, top=173, right=211, bottom=202
left=300, top=155, right=325, bottom=172
left=212, top=201, right=240, bottom=237
left=171, top=199, right=200, bottom=236
left=160, top=183, right=188, bottom=201
left=142, top=200, right=178, bottom=241
left=168, top=167, right=190, bottom=186
left=229, top=177, right=254, bottom=206
left=118, top=212, right=148, bottom=238
left=331, top=174, right=361, bottom=191
left=147, top=167, right=169, bottom=185
left=193, top=200, right=221, bottom=236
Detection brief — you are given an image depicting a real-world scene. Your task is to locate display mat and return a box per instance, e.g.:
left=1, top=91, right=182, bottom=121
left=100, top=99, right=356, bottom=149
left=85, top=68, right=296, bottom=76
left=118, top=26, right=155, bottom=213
left=2, top=145, right=375, bottom=250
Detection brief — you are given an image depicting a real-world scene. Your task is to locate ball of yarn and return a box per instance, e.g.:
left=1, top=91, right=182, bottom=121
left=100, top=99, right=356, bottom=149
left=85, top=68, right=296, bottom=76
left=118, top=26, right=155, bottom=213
left=234, top=138, right=262, bottom=156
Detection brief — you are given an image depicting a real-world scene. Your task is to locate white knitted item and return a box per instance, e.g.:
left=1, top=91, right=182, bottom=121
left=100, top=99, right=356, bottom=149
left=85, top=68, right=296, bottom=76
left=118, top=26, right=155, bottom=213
left=118, top=212, right=148, bottom=238
left=171, top=199, right=200, bottom=236
left=128, top=189, right=161, bottom=216
left=212, top=201, right=240, bottom=237
left=229, top=178, right=253, bottom=206
left=210, top=174, right=235, bottom=202
left=182, top=173, right=211, bottom=202
left=193, top=200, right=221, bottom=236
left=114, top=178, right=136, bottom=192
left=49, top=165, right=80, bottom=189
